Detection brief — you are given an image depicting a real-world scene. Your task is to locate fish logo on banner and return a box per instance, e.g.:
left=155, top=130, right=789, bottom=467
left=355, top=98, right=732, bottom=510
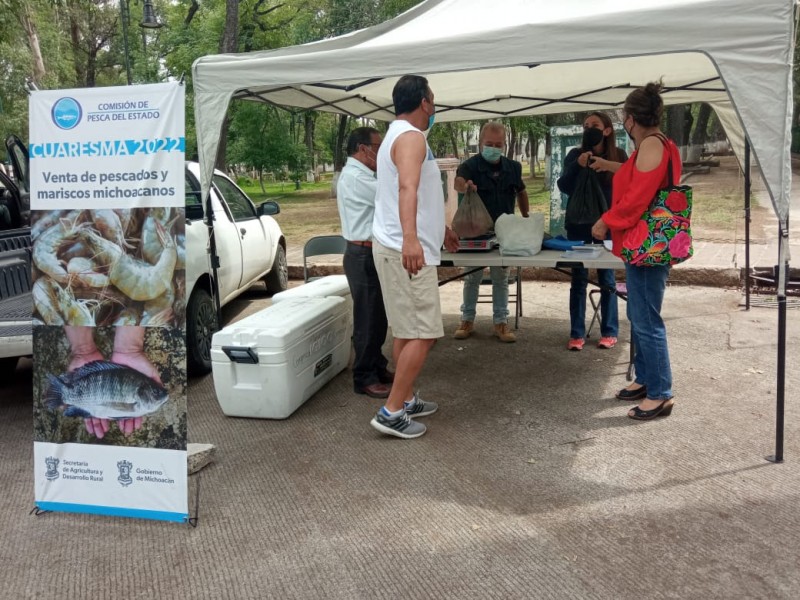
left=45, top=457, right=60, bottom=481
left=51, top=97, right=82, bottom=130
left=117, top=460, right=134, bottom=487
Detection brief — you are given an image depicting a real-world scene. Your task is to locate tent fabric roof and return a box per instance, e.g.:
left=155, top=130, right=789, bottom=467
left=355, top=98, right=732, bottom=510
left=192, top=0, right=795, bottom=226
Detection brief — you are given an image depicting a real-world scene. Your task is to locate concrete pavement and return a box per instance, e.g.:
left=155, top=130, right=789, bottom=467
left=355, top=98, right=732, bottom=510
left=1, top=281, right=798, bottom=599
left=0, top=159, right=797, bottom=599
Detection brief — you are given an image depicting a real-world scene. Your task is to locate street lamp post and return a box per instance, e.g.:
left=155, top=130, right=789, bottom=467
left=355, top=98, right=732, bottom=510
left=120, top=0, right=163, bottom=85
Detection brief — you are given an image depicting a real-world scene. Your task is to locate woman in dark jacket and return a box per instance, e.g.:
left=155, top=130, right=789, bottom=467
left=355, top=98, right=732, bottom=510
left=557, top=111, right=628, bottom=351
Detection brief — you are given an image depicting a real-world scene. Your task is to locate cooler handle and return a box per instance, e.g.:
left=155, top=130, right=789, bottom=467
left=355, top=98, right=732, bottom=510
left=221, top=346, right=259, bottom=364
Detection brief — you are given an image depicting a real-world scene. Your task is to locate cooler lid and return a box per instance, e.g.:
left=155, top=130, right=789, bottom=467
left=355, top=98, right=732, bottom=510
left=271, top=275, right=350, bottom=302
left=211, top=296, right=345, bottom=350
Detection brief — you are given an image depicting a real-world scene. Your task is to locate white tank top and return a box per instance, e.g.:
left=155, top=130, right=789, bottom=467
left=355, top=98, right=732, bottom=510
left=372, top=120, right=445, bottom=265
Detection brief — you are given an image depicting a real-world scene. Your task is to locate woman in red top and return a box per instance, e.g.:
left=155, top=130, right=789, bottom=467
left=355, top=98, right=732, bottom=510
left=591, top=82, right=680, bottom=421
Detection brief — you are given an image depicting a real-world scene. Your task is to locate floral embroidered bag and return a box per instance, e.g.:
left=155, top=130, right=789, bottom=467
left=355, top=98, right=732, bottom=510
left=621, top=134, right=693, bottom=266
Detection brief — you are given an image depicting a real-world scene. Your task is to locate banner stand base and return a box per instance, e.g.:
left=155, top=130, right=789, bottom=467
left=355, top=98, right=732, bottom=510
left=187, top=470, right=202, bottom=528
left=29, top=506, right=51, bottom=517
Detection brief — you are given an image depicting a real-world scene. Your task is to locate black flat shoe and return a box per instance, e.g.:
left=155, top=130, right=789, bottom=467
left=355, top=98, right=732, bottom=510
left=616, top=385, right=647, bottom=401
left=628, top=399, right=674, bottom=421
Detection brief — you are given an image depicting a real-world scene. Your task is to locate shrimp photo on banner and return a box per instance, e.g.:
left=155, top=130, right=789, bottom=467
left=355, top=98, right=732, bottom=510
left=31, top=207, right=186, bottom=328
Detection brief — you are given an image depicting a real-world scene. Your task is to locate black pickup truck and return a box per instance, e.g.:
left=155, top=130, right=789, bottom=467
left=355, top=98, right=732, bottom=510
left=0, top=136, right=32, bottom=380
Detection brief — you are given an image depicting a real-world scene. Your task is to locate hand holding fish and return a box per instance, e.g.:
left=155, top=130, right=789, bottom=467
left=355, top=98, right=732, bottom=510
left=61, top=326, right=163, bottom=438
left=109, top=346, right=161, bottom=437
left=110, top=327, right=162, bottom=385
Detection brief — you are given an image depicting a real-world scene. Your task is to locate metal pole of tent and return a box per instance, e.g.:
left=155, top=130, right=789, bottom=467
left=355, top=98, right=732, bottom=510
left=767, top=242, right=788, bottom=464
left=744, top=140, right=751, bottom=310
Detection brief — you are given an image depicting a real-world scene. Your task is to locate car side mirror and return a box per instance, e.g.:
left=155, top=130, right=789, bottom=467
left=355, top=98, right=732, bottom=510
left=258, top=201, right=280, bottom=216
left=186, top=203, right=204, bottom=221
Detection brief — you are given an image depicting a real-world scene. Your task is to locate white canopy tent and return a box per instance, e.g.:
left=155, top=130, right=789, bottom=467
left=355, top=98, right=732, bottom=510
left=192, top=0, right=795, bottom=458
left=192, top=0, right=794, bottom=232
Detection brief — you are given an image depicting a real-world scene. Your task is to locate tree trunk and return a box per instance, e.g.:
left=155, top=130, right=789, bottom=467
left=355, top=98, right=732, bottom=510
left=69, top=17, right=84, bottom=84
left=446, top=123, right=459, bottom=158
left=220, top=0, right=239, bottom=53
left=20, top=4, right=46, bottom=85
left=665, top=105, right=684, bottom=145
left=304, top=112, right=315, bottom=169
left=215, top=0, right=239, bottom=170
left=690, top=103, right=713, bottom=147
left=507, top=121, right=517, bottom=159
left=259, top=169, right=265, bottom=194
left=333, top=114, right=349, bottom=171
left=85, top=48, right=97, bottom=87
left=682, top=106, right=693, bottom=146
left=527, top=131, right=537, bottom=177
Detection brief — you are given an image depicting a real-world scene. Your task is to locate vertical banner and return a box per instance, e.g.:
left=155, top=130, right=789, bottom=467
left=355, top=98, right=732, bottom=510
left=30, top=83, right=188, bottom=522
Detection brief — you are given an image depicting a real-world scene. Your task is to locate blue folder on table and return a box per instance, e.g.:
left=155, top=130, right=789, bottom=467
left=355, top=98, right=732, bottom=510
left=542, top=235, right=585, bottom=251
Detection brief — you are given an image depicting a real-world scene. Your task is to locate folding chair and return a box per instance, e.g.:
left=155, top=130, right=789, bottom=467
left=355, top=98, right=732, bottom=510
left=588, top=282, right=634, bottom=380
left=476, top=266, right=523, bottom=329
left=587, top=282, right=627, bottom=338
left=303, top=235, right=347, bottom=282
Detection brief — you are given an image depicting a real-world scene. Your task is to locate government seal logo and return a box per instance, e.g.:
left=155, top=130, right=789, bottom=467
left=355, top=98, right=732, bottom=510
left=117, top=460, right=133, bottom=487
left=45, top=457, right=60, bottom=481
left=51, top=97, right=82, bottom=130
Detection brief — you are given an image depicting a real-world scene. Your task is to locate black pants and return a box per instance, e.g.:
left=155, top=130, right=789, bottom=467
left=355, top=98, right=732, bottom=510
left=343, top=243, right=389, bottom=390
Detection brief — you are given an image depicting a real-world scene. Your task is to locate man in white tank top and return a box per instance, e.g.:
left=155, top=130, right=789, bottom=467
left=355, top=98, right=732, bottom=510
left=370, top=75, right=459, bottom=439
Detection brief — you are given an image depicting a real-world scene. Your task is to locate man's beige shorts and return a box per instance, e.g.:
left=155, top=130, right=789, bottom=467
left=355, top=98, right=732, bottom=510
left=373, top=241, right=444, bottom=339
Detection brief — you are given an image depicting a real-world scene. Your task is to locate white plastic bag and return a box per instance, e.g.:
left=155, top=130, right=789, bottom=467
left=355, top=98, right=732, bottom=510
left=495, top=213, right=544, bottom=256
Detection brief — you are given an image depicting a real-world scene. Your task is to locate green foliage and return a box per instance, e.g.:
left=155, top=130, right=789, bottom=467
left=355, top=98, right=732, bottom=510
left=227, top=102, right=309, bottom=182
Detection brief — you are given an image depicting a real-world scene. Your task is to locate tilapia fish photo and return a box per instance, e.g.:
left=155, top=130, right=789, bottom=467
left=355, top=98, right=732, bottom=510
left=33, top=325, right=187, bottom=449
left=46, top=360, right=168, bottom=420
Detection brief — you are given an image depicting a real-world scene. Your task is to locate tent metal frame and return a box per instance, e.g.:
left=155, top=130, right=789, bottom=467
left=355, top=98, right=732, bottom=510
left=233, top=76, right=725, bottom=120
left=220, top=67, right=790, bottom=462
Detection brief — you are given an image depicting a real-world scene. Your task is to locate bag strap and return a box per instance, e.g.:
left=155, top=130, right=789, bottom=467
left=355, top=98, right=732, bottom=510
left=643, top=132, right=675, bottom=188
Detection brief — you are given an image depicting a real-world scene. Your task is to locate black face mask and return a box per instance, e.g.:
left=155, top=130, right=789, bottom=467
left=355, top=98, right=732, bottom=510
left=624, top=118, right=635, bottom=142
left=582, top=127, right=604, bottom=149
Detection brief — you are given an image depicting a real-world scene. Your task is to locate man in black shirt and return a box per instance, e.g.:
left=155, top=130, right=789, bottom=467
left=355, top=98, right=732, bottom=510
left=453, top=122, right=529, bottom=343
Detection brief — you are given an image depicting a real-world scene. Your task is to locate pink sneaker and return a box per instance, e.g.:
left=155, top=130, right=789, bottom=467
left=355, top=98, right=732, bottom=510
left=597, top=336, right=618, bottom=349
left=567, top=338, right=585, bottom=351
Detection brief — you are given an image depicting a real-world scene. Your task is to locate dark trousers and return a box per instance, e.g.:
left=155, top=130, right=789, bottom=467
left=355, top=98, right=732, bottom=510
left=566, top=224, right=619, bottom=338
left=343, top=243, right=389, bottom=390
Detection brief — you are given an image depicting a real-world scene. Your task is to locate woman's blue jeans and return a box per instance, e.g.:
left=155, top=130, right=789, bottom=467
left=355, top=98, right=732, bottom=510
left=624, top=263, right=672, bottom=400
left=569, top=267, right=619, bottom=339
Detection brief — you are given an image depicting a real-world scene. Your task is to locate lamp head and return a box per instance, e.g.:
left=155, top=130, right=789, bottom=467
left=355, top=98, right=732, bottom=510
left=140, top=0, right=162, bottom=29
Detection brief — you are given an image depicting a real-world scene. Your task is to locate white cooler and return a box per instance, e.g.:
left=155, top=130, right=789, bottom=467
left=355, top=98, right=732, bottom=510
left=271, top=274, right=353, bottom=339
left=211, top=296, right=349, bottom=419
left=272, top=274, right=352, bottom=310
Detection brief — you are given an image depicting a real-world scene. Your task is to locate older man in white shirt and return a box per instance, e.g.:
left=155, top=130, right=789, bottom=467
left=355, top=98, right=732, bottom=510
left=336, top=127, right=393, bottom=399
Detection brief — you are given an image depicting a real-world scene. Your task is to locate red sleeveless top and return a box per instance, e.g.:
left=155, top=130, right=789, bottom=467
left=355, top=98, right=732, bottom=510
left=603, top=137, right=682, bottom=258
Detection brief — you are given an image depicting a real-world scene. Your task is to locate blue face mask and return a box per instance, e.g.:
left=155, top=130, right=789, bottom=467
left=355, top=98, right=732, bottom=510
left=427, top=112, right=435, bottom=131
left=481, top=146, right=503, bottom=163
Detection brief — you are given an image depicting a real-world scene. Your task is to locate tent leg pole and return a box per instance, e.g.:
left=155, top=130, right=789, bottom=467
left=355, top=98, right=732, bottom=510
left=744, top=139, right=751, bottom=311
left=766, top=262, right=787, bottom=464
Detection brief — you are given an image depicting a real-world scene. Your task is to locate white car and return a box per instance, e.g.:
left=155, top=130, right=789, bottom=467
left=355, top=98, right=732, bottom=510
left=185, top=162, right=288, bottom=375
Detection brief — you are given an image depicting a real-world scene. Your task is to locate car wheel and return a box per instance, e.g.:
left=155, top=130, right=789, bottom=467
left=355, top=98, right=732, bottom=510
left=0, top=357, right=19, bottom=382
left=264, top=244, right=288, bottom=294
left=186, top=288, right=218, bottom=376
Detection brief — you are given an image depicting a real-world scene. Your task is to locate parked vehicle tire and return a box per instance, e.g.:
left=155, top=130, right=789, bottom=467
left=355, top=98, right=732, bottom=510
left=0, top=357, right=19, bottom=382
left=186, top=288, right=218, bottom=376
left=264, top=243, right=288, bottom=294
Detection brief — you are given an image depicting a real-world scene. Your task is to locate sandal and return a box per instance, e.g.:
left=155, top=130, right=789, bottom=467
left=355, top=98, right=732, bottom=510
left=616, top=385, right=647, bottom=401
left=628, top=399, right=674, bottom=421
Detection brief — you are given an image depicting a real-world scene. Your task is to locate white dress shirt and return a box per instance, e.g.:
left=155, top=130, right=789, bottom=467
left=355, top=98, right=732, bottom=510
left=337, top=157, right=378, bottom=242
